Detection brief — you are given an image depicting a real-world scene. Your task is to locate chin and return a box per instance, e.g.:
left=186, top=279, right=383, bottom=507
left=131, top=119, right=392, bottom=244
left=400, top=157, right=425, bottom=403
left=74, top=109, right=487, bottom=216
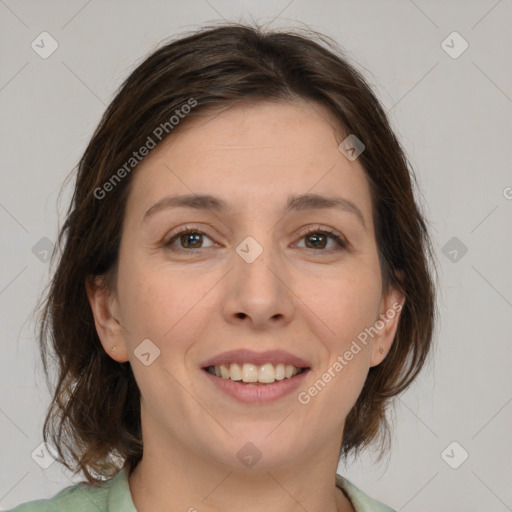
left=202, top=428, right=306, bottom=472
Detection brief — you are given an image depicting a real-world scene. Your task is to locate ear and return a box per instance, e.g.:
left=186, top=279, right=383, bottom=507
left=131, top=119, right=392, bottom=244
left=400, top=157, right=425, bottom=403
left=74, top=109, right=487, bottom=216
left=370, top=272, right=406, bottom=367
left=85, top=275, right=129, bottom=363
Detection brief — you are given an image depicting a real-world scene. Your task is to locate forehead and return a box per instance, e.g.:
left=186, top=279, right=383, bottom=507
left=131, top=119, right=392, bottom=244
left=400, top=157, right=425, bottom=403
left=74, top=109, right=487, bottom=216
left=168, top=99, right=343, bottom=165
left=126, top=100, right=373, bottom=224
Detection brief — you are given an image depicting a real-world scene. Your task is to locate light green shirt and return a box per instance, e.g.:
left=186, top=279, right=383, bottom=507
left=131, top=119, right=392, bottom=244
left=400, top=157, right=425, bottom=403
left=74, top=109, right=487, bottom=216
left=6, top=468, right=395, bottom=512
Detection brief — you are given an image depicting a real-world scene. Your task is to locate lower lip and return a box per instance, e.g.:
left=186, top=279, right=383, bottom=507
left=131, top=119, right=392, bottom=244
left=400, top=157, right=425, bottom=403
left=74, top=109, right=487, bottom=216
left=202, top=369, right=310, bottom=404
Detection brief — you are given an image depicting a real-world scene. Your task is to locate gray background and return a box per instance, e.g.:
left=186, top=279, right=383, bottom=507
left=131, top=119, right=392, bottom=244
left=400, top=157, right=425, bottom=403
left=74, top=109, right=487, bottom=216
left=1, top=0, right=511, bottom=510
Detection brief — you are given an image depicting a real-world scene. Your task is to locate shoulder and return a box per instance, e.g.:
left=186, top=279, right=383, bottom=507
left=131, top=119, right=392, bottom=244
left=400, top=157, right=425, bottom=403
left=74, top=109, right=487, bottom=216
left=5, top=468, right=134, bottom=512
left=336, top=474, right=396, bottom=512
left=6, top=482, right=108, bottom=512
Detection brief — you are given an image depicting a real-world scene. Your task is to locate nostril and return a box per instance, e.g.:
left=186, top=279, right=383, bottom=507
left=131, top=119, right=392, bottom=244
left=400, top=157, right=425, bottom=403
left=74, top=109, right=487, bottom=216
left=236, top=312, right=247, bottom=319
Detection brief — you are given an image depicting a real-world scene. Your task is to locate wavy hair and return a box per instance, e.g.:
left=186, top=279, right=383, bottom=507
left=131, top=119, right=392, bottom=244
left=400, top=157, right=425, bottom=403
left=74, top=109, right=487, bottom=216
left=36, top=22, right=437, bottom=485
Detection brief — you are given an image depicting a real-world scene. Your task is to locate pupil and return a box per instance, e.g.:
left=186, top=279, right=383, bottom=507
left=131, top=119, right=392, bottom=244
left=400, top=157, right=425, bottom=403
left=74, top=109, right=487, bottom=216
left=183, top=233, right=202, bottom=248
left=306, top=233, right=326, bottom=249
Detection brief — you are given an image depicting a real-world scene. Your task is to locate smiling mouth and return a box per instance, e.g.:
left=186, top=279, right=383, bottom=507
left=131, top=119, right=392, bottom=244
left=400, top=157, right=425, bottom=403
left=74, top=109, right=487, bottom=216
left=204, top=362, right=308, bottom=385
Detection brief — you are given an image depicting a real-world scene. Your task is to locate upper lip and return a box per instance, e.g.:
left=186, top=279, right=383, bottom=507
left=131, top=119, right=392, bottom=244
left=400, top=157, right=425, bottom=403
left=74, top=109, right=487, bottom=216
left=201, top=349, right=311, bottom=369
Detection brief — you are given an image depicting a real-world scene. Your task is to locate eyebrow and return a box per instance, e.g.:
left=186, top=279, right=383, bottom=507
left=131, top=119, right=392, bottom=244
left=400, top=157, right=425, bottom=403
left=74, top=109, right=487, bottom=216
left=143, top=192, right=366, bottom=229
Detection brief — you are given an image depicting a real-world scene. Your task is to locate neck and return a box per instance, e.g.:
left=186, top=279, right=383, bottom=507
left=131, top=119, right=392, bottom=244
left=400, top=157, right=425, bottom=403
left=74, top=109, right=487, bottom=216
left=128, top=437, right=354, bottom=512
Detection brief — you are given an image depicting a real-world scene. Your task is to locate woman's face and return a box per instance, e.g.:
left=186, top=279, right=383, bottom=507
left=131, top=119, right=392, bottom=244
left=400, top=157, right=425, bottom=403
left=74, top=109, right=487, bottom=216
left=91, top=100, right=403, bottom=470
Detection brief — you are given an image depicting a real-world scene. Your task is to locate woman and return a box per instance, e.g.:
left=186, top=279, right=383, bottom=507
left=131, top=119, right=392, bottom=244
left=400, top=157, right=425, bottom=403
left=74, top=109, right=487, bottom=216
left=8, top=23, right=436, bottom=512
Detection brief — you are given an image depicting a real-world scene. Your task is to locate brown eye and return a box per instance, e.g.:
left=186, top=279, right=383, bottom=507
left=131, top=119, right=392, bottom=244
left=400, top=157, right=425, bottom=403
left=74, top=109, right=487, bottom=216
left=296, top=228, right=347, bottom=252
left=304, top=232, right=329, bottom=249
left=165, top=229, right=215, bottom=251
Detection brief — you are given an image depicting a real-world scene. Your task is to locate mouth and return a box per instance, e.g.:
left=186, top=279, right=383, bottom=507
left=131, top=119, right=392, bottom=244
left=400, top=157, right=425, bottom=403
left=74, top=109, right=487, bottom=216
left=200, top=350, right=311, bottom=403
left=203, top=362, right=307, bottom=385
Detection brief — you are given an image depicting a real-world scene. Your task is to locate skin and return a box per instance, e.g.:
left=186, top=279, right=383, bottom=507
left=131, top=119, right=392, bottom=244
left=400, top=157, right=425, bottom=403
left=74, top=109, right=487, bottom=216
left=87, top=99, right=404, bottom=512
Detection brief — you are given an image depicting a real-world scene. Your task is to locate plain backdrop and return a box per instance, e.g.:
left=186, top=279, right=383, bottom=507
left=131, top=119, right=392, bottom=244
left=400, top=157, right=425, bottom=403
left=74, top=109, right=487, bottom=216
left=1, top=1, right=511, bottom=510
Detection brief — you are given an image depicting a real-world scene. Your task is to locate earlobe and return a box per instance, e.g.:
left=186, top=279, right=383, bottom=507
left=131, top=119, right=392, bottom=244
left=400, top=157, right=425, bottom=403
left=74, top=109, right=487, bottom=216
left=370, top=282, right=405, bottom=367
left=85, top=275, right=129, bottom=362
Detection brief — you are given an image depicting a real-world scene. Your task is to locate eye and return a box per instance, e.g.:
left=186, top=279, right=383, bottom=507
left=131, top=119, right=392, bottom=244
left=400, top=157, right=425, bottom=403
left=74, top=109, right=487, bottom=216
left=295, top=226, right=347, bottom=252
left=164, top=227, right=217, bottom=252
left=163, top=225, right=347, bottom=254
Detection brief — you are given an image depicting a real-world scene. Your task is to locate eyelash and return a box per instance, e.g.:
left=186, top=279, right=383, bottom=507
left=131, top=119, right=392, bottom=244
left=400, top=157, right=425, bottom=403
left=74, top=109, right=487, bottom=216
left=163, top=225, right=347, bottom=254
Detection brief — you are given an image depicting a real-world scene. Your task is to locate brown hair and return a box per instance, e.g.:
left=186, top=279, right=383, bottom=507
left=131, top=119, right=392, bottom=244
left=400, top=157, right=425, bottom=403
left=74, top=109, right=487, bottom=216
left=37, top=22, right=437, bottom=485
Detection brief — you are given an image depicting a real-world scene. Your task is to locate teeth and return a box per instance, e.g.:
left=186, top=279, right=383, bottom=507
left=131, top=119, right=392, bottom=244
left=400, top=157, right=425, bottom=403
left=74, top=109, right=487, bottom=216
left=242, top=363, right=258, bottom=383
left=258, top=363, right=275, bottom=383
left=229, top=363, right=242, bottom=381
left=275, top=363, right=285, bottom=381
left=209, top=362, right=304, bottom=384
left=219, top=364, right=230, bottom=379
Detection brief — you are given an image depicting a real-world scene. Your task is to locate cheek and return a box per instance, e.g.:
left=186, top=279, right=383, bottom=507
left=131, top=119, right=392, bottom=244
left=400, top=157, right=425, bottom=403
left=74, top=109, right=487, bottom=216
left=302, top=264, right=380, bottom=396
left=303, top=264, right=382, bottom=343
left=115, top=263, right=212, bottom=404
left=302, top=281, right=376, bottom=426
left=116, top=255, right=215, bottom=348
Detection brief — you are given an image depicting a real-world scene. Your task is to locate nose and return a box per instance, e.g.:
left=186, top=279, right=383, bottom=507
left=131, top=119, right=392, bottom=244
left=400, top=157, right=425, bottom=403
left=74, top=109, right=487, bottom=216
left=222, top=236, right=295, bottom=330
